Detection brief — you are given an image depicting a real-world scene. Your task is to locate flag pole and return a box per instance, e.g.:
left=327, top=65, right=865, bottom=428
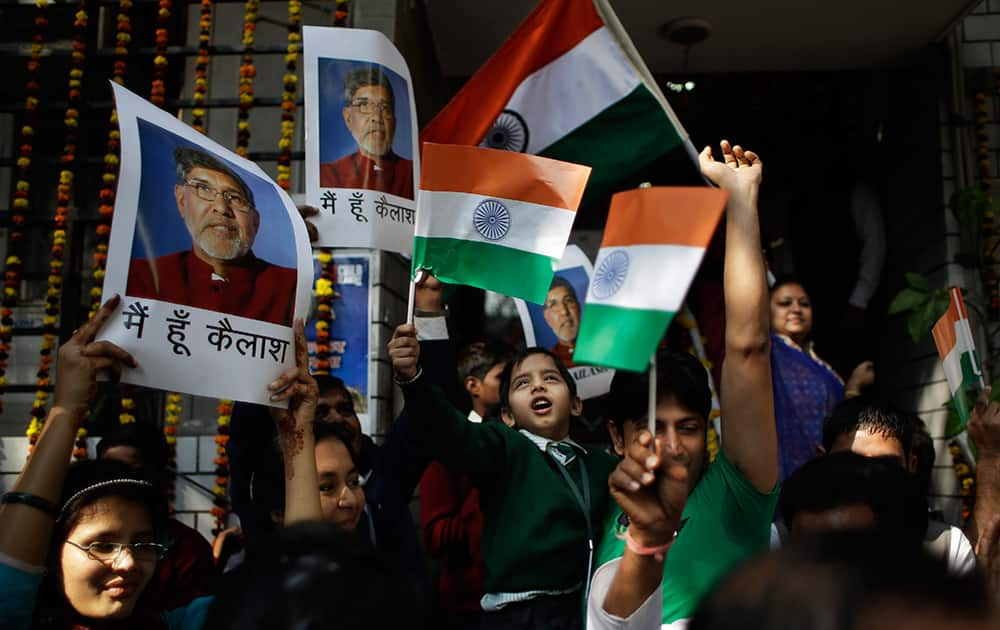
left=406, top=269, right=424, bottom=326
left=648, top=353, right=657, bottom=444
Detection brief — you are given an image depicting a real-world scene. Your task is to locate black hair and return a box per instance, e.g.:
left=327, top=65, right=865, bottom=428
left=96, top=420, right=170, bottom=477
left=311, top=420, right=360, bottom=468
left=779, top=451, right=927, bottom=548
left=769, top=274, right=810, bottom=296
left=314, top=374, right=350, bottom=398
left=342, top=66, right=394, bottom=105
left=545, top=275, right=579, bottom=305
left=205, top=522, right=412, bottom=630
left=908, top=414, right=935, bottom=494
left=174, top=146, right=255, bottom=211
left=690, top=532, right=992, bottom=630
left=498, top=347, right=577, bottom=411
left=35, top=459, right=168, bottom=628
left=606, top=349, right=712, bottom=435
left=821, top=396, right=913, bottom=457
left=456, top=340, right=515, bottom=382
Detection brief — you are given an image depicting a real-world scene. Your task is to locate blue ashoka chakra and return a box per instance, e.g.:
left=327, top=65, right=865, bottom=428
left=592, top=249, right=630, bottom=299
left=473, top=199, right=511, bottom=241
left=480, top=109, right=530, bottom=153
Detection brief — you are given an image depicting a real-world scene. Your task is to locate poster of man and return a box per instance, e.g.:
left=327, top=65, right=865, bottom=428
left=304, top=26, right=419, bottom=254
left=515, top=245, right=614, bottom=399
left=126, top=138, right=297, bottom=326
left=98, top=84, right=312, bottom=406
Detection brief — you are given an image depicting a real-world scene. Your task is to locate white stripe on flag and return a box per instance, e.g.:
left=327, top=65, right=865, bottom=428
left=586, top=244, right=705, bottom=311
left=416, top=190, right=576, bottom=259
left=941, top=345, right=964, bottom=396
left=503, top=26, right=640, bottom=154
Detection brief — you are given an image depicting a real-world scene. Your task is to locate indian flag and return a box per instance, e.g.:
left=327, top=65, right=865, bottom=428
left=574, top=188, right=729, bottom=371
left=420, top=0, right=701, bottom=204
left=414, top=143, right=591, bottom=304
left=932, top=288, right=984, bottom=425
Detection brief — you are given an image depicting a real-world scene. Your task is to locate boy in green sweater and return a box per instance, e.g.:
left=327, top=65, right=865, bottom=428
left=390, top=328, right=617, bottom=629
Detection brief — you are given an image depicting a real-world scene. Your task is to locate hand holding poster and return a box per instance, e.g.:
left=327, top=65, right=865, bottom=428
left=98, top=83, right=313, bottom=406
left=304, top=26, right=419, bottom=253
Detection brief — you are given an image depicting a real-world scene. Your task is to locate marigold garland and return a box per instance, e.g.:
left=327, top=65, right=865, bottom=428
left=948, top=440, right=976, bottom=521
left=276, top=0, right=301, bottom=190
left=30, top=1, right=87, bottom=454
left=235, top=0, right=259, bottom=157
left=211, top=400, right=232, bottom=533
left=89, top=0, right=132, bottom=319
left=191, top=0, right=212, bottom=133
left=312, top=252, right=335, bottom=374
left=974, top=91, right=998, bottom=318
left=150, top=0, right=172, bottom=107
left=164, top=392, right=182, bottom=511
left=333, top=0, right=349, bottom=26
left=1, top=0, right=50, bottom=412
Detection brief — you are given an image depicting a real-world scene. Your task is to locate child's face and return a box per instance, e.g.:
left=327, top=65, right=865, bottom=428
left=502, top=353, right=581, bottom=440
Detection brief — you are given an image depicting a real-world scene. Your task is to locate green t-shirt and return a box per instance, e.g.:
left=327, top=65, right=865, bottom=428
left=594, top=451, right=778, bottom=624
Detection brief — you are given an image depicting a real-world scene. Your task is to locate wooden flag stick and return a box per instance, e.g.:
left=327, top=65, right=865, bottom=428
left=648, top=353, right=657, bottom=444
left=406, top=269, right=425, bottom=326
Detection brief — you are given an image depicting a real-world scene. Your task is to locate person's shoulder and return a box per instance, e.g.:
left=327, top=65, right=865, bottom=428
left=320, top=152, right=358, bottom=170
left=160, top=595, right=213, bottom=630
left=584, top=447, right=618, bottom=472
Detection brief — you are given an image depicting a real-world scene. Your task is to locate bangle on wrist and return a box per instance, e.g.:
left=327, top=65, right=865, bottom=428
left=624, top=528, right=675, bottom=562
left=1, top=492, right=60, bottom=518
left=393, top=366, right=423, bottom=386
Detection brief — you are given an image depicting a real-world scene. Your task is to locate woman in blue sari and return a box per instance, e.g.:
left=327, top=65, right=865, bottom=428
left=770, top=279, right=874, bottom=480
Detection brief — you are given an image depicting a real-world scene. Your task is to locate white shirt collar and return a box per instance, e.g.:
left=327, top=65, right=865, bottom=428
left=518, top=429, right=587, bottom=458
left=467, top=409, right=483, bottom=424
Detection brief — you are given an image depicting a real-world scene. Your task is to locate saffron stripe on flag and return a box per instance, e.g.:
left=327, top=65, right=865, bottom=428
left=598, top=187, right=730, bottom=248
left=420, top=143, right=590, bottom=211
left=573, top=304, right=675, bottom=370
left=415, top=190, right=577, bottom=259
left=412, top=236, right=557, bottom=304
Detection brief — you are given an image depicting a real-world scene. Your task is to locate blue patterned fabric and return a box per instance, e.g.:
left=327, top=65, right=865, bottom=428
left=771, top=334, right=844, bottom=480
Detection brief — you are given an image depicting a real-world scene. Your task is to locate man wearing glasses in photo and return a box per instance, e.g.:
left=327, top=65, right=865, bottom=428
left=318, top=65, right=414, bottom=199
left=127, top=147, right=297, bottom=326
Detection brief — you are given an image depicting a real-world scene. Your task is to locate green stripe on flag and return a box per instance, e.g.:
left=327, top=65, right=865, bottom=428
left=574, top=303, right=676, bottom=371
left=413, top=236, right=557, bottom=304
left=955, top=350, right=981, bottom=425
left=539, top=85, right=683, bottom=203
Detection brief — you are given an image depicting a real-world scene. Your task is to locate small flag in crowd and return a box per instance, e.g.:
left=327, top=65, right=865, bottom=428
left=574, top=187, right=728, bottom=371
left=420, top=0, right=702, bottom=204
left=932, top=288, right=984, bottom=426
left=413, top=143, right=591, bottom=304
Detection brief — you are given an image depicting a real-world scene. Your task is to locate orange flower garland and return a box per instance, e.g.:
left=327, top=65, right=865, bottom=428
left=334, top=0, right=349, bottom=26
left=211, top=400, right=232, bottom=533
left=276, top=0, right=301, bottom=191
left=1, top=0, right=50, bottom=412
left=150, top=0, right=172, bottom=107
left=89, top=0, right=132, bottom=319
left=974, top=91, right=998, bottom=318
left=164, top=392, right=182, bottom=512
left=949, top=440, right=975, bottom=521
left=235, top=0, right=259, bottom=157
left=191, top=0, right=212, bottom=133
left=28, top=1, right=88, bottom=453
left=313, top=252, right=335, bottom=374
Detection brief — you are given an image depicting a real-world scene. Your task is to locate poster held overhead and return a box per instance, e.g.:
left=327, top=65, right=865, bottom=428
left=303, top=26, right=419, bottom=253
left=98, top=83, right=313, bottom=407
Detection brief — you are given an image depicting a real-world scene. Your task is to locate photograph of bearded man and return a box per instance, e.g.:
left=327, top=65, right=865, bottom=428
left=127, top=142, right=297, bottom=326
left=318, top=63, right=413, bottom=199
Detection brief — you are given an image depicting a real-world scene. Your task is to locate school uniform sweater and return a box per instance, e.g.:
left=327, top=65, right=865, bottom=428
left=402, top=376, right=617, bottom=598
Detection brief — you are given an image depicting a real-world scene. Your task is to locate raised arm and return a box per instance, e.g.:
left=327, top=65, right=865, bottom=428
left=268, top=319, right=322, bottom=524
left=700, top=141, right=777, bottom=493
left=388, top=324, right=505, bottom=484
left=0, top=296, right=136, bottom=568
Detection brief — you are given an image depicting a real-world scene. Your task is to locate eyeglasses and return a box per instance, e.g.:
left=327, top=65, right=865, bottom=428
left=349, top=99, right=394, bottom=117
left=184, top=180, right=253, bottom=213
left=66, top=540, right=169, bottom=564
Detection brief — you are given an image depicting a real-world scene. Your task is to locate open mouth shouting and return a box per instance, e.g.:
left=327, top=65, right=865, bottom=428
left=531, top=396, right=553, bottom=415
